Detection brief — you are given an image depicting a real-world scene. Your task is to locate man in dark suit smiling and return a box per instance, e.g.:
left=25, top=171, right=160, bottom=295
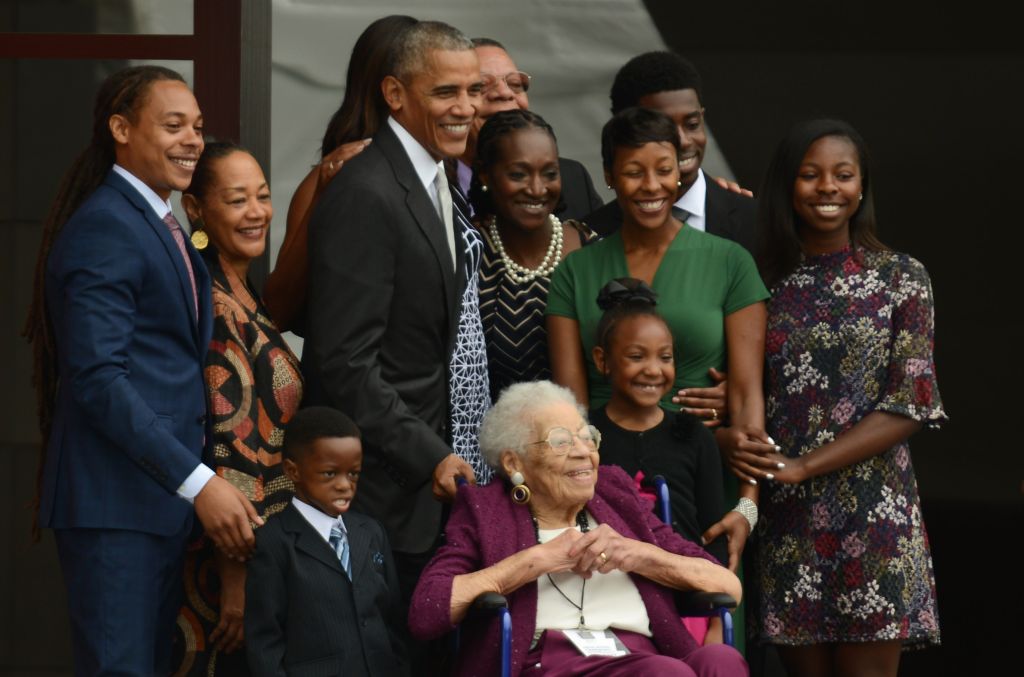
left=304, top=21, right=481, bottom=602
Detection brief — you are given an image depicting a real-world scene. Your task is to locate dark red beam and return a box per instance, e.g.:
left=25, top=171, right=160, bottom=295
left=0, top=34, right=195, bottom=60
left=193, top=0, right=241, bottom=142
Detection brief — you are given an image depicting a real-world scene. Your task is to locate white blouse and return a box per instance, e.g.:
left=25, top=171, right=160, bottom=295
left=534, top=512, right=652, bottom=637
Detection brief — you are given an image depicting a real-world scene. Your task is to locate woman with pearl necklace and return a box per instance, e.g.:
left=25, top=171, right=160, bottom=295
left=470, top=109, right=598, bottom=402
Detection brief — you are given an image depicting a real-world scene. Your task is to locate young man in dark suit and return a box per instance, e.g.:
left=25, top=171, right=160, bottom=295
left=304, top=21, right=481, bottom=600
left=34, top=66, right=261, bottom=674
left=583, top=51, right=758, bottom=252
left=451, top=37, right=604, bottom=220
left=245, top=407, right=407, bottom=676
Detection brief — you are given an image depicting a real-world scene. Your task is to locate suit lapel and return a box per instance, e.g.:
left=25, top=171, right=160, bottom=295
left=345, top=513, right=371, bottom=582
left=376, top=125, right=457, bottom=326
left=191, top=247, right=212, bottom=353
left=280, top=504, right=348, bottom=578
left=703, top=180, right=729, bottom=239
left=105, top=172, right=202, bottom=345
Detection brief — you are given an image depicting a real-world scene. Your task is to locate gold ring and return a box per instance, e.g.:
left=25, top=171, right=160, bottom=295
left=599, top=552, right=608, bottom=563
left=710, top=408, right=718, bottom=420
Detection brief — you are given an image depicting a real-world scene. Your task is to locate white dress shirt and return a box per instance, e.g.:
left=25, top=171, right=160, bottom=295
left=292, top=496, right=346, bottom=544
left=674, top=169, right=708, bottom=232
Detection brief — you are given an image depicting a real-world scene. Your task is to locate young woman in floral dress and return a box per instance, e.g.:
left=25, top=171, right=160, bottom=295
left=747, top=119, right=946, bottom=677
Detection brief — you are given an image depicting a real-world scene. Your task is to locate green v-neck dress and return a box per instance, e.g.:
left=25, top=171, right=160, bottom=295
left=547, top=225, right=769, bottom=409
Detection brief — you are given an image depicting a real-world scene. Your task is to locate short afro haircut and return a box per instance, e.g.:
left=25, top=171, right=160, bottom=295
left=283, top=406, right=361, bottom=461
left=610, top=51, right=703, bottom=114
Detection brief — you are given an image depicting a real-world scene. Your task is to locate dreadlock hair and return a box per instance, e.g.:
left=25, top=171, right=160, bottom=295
left=756, top=118, right=887, bottom=288
left=284, top=406, right=362, bottom=462
left=610, top=51, right=703, bottom=115
left=594, top=278, right=667, bottom=352
left=23, top=65, right=186, bottom=537
left=468, top=108, right=564, bottom=217
left=319, top=14, right=418, bottom=157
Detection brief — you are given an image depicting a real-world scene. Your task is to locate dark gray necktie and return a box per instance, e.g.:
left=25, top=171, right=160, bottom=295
left=672, top=206, right=689, bottom=224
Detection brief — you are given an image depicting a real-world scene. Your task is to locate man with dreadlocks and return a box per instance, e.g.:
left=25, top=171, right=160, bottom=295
left=24, top=66, right=262, bottom=675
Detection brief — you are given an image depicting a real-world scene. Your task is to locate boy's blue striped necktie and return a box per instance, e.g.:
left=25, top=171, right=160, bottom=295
left=329, top=522, right=351, bottom=580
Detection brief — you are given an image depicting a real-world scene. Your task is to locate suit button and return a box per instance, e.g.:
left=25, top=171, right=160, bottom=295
left=196, top=415, right=207, bottom=425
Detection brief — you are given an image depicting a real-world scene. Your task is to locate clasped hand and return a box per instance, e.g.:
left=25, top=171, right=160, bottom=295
left=534, top=524, right=646, bottom=579
left=715, top=425, right=786, bottom=485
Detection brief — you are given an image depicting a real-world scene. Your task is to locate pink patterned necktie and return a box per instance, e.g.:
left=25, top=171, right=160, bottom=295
left=162, top=212, right=199, bottom=321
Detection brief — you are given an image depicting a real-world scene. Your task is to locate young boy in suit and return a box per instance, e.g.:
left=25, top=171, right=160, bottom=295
left=245, top=406, right=408, bottom=676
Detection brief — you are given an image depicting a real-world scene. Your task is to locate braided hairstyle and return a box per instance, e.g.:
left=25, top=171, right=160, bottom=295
left=319, top=15, right=418, bottom=157
left=468, top=108, right=564, bottom=218
left=23, top=65, right=186, bottom=535
left=594, top=277, right=668, bottom=352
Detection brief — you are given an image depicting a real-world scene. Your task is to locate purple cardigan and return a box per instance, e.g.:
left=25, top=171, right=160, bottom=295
left=409, top=465, right=718, bottom=677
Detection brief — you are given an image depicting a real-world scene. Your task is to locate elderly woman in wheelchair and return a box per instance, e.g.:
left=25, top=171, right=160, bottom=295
left=409, top=381, right=747, bottom=676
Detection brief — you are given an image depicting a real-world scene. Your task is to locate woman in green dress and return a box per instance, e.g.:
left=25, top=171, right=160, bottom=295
left=547, top=107, right=774, bottom=648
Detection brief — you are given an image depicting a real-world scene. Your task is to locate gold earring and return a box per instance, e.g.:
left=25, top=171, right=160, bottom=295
left=510, top=471, right=531, bottom=504
left=858, top=193, right=863, bottom=202
left=481, top=184, right=489, bottom=193
left=190, top=226, right=209, bottom=250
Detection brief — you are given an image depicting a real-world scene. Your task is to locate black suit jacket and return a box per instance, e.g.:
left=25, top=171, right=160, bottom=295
left=556, top=156, right=604, bottom=222
left=581, top=175, right=759, bottom=252
left=304, top=122, right=462, bottom=553
left=245, top=503, right=408, bottom=677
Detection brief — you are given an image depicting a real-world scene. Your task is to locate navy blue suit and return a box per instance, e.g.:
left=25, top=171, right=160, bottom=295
left=42, top=169, right=212, bottom=674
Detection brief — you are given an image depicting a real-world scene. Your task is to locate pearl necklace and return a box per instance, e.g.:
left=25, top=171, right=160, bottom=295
left=487, top=214, right=564, bottom=285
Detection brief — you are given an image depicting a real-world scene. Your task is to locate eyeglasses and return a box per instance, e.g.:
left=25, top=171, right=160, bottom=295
left=481, top=71, right=531, bottom=95
left=527, top=425, right=601, bottom=455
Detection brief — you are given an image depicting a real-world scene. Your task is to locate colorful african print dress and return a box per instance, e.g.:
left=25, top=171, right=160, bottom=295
left=174, top=251, right=303, bottom=675
left=754, top=245, right=946, bottom=647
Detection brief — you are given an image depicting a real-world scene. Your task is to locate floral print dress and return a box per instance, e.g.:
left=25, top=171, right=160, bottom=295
left=754, top=246, right=946, bottom=647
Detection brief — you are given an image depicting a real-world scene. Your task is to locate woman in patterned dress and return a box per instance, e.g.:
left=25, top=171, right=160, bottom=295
left=749, top=120, right=945, bottom=676
left=174, top=142, right=304, bottom=675
left=469, top=109, right=597, bottom=402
